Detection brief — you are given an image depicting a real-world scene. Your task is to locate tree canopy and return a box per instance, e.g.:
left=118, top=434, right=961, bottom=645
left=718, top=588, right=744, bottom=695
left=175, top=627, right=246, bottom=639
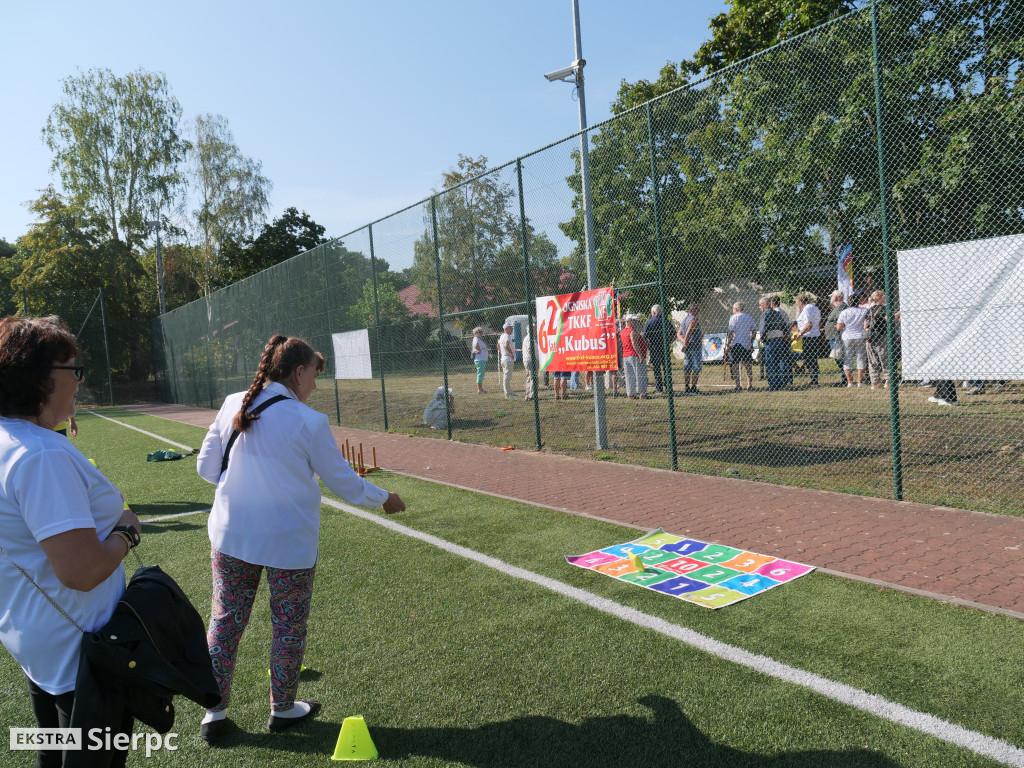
left=43, top=67, right=189, bottom=260
left=411, top=155, right=564, bottom=331
left=191, top=113, right=272, bottom=295
left=559, top=0, right=1024, bottom=310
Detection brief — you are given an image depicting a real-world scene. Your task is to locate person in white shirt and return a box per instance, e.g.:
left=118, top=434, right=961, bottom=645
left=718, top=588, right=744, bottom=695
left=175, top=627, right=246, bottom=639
left=197, top=334, right=405, bottom=741
left=795, top=292, right=823, bottom=386
left=0, top=316, right=141, bottom=768
left=471, top=327, right=488, bottom=394
left=498, top=322, right=516, bottom=398
left=835, top=290, right=869, bottom=387
left=725, top=302, right=756, bottom=391
left=522, top=327, right=539, bottom=400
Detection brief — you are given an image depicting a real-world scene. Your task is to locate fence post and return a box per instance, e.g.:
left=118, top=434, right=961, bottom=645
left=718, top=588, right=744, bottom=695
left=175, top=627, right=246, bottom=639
left=870, top=0, right=903, bottom=501
left=430, top=197, right=453, bottom=440
left=647, top=102, right=678, bottom=471
left=320, top=245, right=342, bottom=426
left=368, top=224, right=389, bottom=431
left=516, top=159, right=543, bottom=451
left=98, top=288, right=114, bottom=406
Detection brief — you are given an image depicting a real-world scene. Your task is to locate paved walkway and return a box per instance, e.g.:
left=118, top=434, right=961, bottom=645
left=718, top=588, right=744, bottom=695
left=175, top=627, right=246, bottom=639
left=123, top=403, right=1024, bottom=619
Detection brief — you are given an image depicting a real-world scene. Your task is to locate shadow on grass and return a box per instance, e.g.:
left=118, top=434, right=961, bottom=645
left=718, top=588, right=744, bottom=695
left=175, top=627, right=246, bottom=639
left=367, top=695, right=901, bottom=767
left=679, top=442, right=889, bottom=468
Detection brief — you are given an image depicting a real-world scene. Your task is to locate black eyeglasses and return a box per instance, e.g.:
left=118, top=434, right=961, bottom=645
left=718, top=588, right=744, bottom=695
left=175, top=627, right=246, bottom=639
left=52, top=365, right=85, bottom=381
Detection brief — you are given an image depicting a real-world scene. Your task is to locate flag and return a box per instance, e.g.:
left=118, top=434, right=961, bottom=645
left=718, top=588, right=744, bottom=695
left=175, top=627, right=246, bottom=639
left=837, top=243, right=853, bottom=302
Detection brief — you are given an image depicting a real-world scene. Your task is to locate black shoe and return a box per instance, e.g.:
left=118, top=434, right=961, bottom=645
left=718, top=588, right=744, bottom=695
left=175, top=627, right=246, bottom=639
left=268, top=700, right=321, bottom=732
left=200, top=717, right=230, bottom=743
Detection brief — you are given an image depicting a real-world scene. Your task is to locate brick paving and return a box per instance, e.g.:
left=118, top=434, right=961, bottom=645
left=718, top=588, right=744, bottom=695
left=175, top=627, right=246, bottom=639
left=123, top=403, right=1024, bottom=619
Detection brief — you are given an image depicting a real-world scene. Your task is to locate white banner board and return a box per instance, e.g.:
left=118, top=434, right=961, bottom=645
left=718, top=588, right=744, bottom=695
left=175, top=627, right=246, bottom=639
left=898, top=233, right=1024, bottom=380
left=331, top=329, right=372, bottom=380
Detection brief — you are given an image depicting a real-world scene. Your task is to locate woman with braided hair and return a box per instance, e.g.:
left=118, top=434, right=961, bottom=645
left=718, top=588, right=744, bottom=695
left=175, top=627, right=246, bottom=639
left=196, top=334, right=405, bottom=741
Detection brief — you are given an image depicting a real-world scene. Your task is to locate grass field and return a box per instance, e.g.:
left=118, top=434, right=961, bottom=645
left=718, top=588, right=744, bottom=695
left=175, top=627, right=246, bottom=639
left=306, top=358, right=1024, bottom=517
left=1, top=408, right=1022, bottom=767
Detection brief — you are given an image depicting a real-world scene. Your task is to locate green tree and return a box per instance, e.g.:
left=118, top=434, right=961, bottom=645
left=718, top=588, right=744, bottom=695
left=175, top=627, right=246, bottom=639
left=346, top=276, right=411, bottom=330
left=12, top=189, right=150, bottom=375
left=42, top=67, right=189, bottom=265
left=190, top=113, right=272, bottom=294
left=694, top=0, right=857, bottom=73
left=223, top=207, right=327, bottom=282
left=411, top=155, right=522, bottom=329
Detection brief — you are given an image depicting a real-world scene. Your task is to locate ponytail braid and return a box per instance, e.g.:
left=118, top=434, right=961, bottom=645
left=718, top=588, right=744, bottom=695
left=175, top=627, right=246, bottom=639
left=233, top=335, right=287, bottom=433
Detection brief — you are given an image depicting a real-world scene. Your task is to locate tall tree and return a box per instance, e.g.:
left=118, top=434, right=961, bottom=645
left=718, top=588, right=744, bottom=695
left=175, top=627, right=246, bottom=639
left=694, top=0, right=857, bottom=73
left=42, top=68, right=189, bottom=262
left=411, top=155, right=519, bottom=328
left=222, top=207, right=328, bottom=282
left=190, top=113, right=272, bottom=294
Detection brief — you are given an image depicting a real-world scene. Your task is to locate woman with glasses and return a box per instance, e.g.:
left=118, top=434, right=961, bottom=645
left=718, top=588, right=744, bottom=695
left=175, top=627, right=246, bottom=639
left=0, top=315, right=141, bottom=768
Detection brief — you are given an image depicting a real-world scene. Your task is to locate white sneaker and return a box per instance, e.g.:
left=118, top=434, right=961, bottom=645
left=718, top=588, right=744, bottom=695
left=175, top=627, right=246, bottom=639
left=927, top=396, right=941, bottom=403
left=847, top=383, right=854, bottom=388
left=966, top=386, right=983, bottom=395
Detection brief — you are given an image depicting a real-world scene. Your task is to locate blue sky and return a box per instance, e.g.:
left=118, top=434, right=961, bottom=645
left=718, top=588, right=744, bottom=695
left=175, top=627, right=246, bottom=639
left=0, top=0, right=728, bottom=247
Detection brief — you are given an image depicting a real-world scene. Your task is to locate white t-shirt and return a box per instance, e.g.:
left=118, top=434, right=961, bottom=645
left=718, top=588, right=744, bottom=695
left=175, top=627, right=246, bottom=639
left=728, top=312, right=756, bottom=349
left=0, top=417, right=126, bottom=694
left=471, top=336, right=488, bottom=362
left=197, top=381, right=389, bottom=569
left=498, top=332, right=515, bottom=362
left=797, top=304, right=822, bottom=337
left=837, top=306, right=869, bottom=340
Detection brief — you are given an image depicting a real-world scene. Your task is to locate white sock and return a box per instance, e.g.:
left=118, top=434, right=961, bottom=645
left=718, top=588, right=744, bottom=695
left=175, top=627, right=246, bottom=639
left=272, top=701, right=312, bottom=719
left=201, top=710, right=227, bottom=725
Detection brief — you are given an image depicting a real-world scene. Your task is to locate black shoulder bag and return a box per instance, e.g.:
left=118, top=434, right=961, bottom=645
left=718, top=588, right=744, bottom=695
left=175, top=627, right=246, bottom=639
left=220, top=394, right=289, bottom=474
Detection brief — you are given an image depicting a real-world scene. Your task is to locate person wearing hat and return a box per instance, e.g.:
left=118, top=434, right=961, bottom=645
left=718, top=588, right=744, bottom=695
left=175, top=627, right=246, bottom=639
left=498, top=321, right=516, bottom=399
left=835, top=290, right=870, bottom=388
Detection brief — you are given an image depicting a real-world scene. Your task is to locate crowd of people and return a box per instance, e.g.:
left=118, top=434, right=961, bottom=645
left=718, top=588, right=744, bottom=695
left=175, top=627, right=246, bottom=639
left=457, top=289, right=1011, bottom=408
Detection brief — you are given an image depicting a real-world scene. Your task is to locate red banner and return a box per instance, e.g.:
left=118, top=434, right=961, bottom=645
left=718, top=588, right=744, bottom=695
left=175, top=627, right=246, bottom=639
left=535, top=287, right=618, bottom=372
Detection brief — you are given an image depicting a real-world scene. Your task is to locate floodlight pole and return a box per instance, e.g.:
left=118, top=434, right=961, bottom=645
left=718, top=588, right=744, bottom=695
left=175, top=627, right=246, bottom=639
left=147, top=217, right=167, bottom=316
left=549, top=0, right=607, bottom=449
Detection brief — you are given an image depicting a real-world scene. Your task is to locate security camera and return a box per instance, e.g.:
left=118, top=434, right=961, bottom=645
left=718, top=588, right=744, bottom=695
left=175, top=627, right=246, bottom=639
left=544, top=59, right=584, bottom=82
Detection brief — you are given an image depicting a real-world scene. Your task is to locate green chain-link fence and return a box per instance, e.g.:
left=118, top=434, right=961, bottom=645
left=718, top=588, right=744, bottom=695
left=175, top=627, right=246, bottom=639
left=1, top=287, right=120, bottom=406
left=154, top=0, right=1024, bottom=516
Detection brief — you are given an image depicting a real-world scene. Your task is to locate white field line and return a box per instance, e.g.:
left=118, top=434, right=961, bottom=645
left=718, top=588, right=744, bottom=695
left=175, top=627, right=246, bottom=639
left=323, top=496, right=1024, bottom=767
left=83, top=410, right=195, bottom=451
left=147, top=509, right=211, bottom=523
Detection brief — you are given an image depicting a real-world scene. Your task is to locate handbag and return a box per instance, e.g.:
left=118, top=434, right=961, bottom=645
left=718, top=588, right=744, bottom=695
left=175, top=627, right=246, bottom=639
left=830, top=344, right=843, bottom=360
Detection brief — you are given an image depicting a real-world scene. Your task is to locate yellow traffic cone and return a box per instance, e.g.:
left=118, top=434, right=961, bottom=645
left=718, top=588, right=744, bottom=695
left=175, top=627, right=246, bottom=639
left=331, top=715, right=378, bottom=761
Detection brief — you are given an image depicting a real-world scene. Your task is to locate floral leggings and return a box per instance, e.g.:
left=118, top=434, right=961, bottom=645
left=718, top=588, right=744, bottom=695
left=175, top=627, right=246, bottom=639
left=207, top=548, right=315, bottom=713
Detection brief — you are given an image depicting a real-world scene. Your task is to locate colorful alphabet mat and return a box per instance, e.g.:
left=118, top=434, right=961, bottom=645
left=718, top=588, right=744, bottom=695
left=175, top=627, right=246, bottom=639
left=566, top=529, right=814, bottom=609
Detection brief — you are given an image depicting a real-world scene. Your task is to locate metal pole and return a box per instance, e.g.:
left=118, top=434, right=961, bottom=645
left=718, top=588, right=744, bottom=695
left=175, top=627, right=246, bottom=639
left=430, top=198, right=453, bottom=440
left=647, top=102, right=678, bottom=471
left=155, top=218, right=166, bottom=315
left=98, top=288, right=114, bottom=406
left=368, top=224, right=389, bottom=431
left=517, top=159, right=543, bottom=451
left=571, top=0, right=607, bottom=449
left=870, top=0, right=903, bottom=501
left=320, top=245, right=342, bottom=426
